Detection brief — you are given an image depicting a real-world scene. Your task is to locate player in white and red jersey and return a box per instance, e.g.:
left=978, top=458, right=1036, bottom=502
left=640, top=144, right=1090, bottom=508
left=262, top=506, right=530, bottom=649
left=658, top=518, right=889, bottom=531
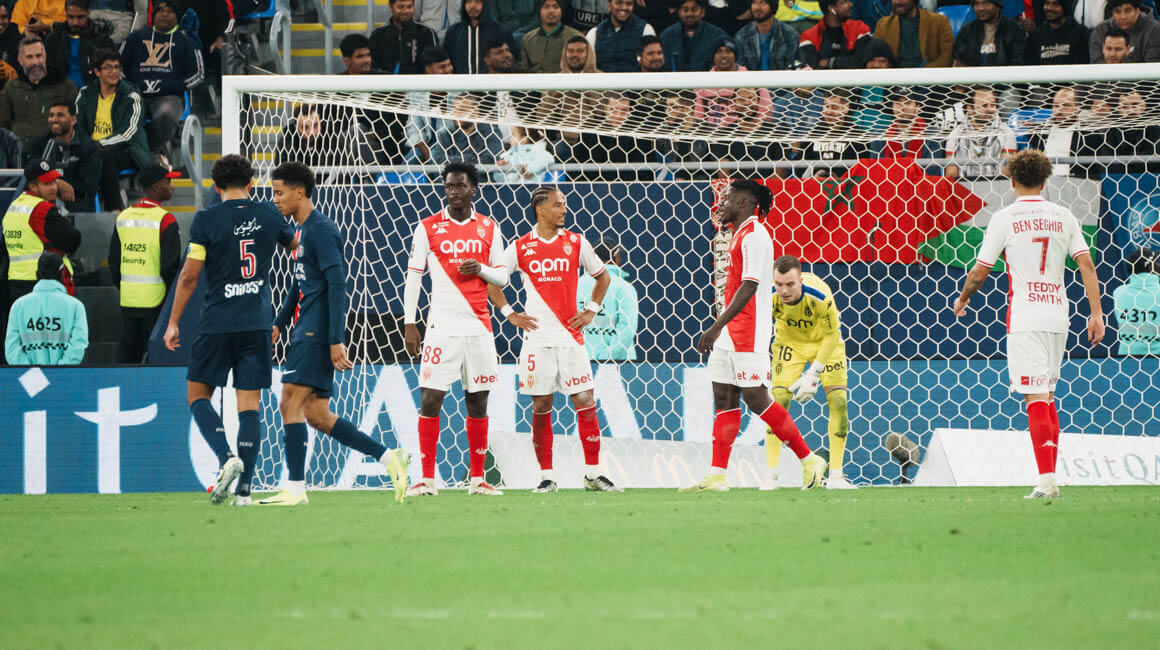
left=402, top=162, right=509, bottom=496
left=953, top=150, right=1104, bottom=499
left=487, top=187, right=623, bottom=493
left=683, top=180, right=827, bottom=492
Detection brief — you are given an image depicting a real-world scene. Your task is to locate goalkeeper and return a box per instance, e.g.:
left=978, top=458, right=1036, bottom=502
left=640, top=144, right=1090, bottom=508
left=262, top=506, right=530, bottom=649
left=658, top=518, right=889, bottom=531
left=764, top=255, right=856, bottom=490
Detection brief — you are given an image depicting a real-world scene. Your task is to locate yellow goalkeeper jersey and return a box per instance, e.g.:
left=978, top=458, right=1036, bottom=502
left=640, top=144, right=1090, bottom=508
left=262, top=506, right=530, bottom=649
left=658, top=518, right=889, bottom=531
left=772, top=272, right=844, bottom=346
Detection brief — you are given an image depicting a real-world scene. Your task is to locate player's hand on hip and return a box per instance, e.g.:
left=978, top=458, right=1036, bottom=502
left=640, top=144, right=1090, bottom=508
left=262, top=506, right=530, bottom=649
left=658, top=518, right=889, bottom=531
left=331, top=343, right=354, bottom=371
left=696, top=326, right=720, bottom=354
left=163, top=323, right=180, bottom=351
left=404, top=324, right=422, bottom=358
left=458, top=259, right=481, bottom=275
left=567, top=310, right=595, bottom=331
left=1087, top=314, right=1105, bottom=346
left=271, top=325, right=280, bottom=345
left=952, top=296, right=968, bottom=317
left=507, top=312, right=538, bottom=330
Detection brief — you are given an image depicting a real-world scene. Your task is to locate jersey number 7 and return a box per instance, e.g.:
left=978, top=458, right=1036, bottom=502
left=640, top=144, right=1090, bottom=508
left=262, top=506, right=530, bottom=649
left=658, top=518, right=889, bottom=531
left=1032, top=236, right=1048, bottom=275
left=240, top=239, right=256, bottom=279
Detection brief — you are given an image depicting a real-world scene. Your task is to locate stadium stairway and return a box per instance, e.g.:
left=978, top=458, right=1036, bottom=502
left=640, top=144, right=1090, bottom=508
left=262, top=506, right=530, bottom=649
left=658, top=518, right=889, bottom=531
left=288, top=1, right=387, bottom=75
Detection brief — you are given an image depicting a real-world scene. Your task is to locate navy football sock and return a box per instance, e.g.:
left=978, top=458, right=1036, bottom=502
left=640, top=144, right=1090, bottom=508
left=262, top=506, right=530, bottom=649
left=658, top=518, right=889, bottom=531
left=191, top=399, right=233, bottom=465
left=328, top=417, right=387, bottom=460
left=235, top=410, right=262, bottom=496
left=284, top=422, right=308, bottom=482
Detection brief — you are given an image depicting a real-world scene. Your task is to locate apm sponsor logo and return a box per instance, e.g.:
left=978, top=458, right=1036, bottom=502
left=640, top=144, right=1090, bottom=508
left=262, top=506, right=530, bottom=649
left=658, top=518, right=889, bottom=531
left=528, top=258, right=570, bottom=274
left=439, top=239, right=483, bottom=255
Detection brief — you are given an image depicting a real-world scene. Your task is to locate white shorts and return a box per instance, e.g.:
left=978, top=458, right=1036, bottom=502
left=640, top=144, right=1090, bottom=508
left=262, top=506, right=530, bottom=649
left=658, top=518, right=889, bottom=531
left=706, top=347, right=771, bottom=388
left=419, top=333, right=499, bottom=393
left=519, top=345, right=593, bottom=396
left=1007, top=331, right=1066, bottom=395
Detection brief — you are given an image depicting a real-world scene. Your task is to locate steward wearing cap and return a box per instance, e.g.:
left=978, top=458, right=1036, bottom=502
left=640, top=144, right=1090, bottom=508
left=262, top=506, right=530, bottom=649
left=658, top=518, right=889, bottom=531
left=952, top=0, right=1027, bottom=66
left=1, top=159, right=81, bottom=304
left=4, top=252, right=89, bottom=365
left=798, top=0, right=872, bottom=69
left=107, top=164, right=181, bottom=363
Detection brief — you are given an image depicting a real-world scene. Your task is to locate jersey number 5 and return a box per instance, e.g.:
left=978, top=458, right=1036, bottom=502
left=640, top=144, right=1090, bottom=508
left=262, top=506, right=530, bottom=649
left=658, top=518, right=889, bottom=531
left=240, top=239, right=256, bottom=279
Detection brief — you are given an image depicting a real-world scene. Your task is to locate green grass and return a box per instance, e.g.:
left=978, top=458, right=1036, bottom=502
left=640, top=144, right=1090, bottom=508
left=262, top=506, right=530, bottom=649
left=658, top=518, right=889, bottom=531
left=2, top=487, right=1159, bottom=649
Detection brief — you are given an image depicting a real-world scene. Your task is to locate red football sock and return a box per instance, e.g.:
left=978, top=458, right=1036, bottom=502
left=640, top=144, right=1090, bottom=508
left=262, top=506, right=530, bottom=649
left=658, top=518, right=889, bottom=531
left=466, top=416, right=488, bottom=478
left=532, top=410, right=553, bottom=470
left=577, top=405, right=601, bottom=466
left=1048, top=402, right=1061, bottom=471
left=417, top=415, right=440, bottom=480
left=711, top=408, right=742, bottom=469
left=759, top=402, right=811, bottom=459
left=1027, top=401, right=1054, bottom=475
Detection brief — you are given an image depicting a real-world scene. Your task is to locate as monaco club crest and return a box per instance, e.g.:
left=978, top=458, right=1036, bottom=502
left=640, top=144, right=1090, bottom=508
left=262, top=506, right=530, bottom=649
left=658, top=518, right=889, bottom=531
left=477, top=227, right=487, bottom=239
left=563, top=244, right=573, bottom=254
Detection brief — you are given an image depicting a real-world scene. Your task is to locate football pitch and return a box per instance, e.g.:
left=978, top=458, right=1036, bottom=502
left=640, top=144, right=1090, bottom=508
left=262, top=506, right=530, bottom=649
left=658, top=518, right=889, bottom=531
left=2, top=487, right=1158, bottom=649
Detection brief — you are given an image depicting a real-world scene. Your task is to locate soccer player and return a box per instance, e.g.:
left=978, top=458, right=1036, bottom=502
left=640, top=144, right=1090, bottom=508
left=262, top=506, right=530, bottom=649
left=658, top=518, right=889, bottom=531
left=164, top=155, right=297, bottom=506
left=762, top=255, right=857, bottom=490
left=683, top=180, right=827, bottom=492
left=403, top=162, right=508, bottom=496
left=953, top=149, right=1104, bottom=499
left=257, top=162, right=410, bottom=506
left=487, top=187, right=623, bottom=493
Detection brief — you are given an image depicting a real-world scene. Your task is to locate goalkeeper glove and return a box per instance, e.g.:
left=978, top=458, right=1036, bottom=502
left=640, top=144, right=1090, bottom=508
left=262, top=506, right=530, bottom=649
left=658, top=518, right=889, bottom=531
left=789, top=362, right=823, bottom=403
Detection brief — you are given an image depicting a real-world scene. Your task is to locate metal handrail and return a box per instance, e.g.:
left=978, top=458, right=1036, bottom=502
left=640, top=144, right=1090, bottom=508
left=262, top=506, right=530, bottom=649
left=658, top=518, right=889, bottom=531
left=310, top=0, right=335, bottom=74
left=179, top=115, right=204, bottom=212
left=271, top=5, right=293, bottom=74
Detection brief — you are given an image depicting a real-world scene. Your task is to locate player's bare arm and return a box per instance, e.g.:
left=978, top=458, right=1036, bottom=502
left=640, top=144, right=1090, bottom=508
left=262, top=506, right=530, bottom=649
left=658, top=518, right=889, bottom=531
left=698, top=279, right=759, bottom=353
left=1075, top=252, right=1105, bottom=345
left=488, top=283, right=538, bottom=330
left=164, top=257, right=204, bottom=350
left=568, top=269, right=610, bottom=330
left=953, top=262, right=991, bottom=316
left=330, top=343, right=354, bottom=371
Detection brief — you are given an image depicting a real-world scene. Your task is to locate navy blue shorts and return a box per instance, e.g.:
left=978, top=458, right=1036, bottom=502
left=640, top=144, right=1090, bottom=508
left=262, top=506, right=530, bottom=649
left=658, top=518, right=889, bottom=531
left=282, top=340, right=334, bottom=398
left=187, top=330, right=273, bottom=390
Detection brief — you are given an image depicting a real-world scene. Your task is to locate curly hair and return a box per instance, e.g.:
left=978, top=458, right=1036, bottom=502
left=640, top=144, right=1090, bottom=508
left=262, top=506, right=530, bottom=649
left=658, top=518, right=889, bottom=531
left=212, top=154, right=255, bottom=190
left=1005, top=149, right=1053, bottom=189
left=442, top=161, right=480, bottom=187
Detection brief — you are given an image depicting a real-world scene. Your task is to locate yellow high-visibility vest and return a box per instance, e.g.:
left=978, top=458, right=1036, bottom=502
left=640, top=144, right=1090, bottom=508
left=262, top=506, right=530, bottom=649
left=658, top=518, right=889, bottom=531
left=115, top=203, right=168, bottom=308
left=2, top=192, right=73, bottom=281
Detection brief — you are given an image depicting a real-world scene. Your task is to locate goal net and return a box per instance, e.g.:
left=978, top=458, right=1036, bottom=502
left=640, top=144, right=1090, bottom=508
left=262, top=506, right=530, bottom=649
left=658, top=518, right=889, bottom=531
left=222, top=65, right=1160, bottom=490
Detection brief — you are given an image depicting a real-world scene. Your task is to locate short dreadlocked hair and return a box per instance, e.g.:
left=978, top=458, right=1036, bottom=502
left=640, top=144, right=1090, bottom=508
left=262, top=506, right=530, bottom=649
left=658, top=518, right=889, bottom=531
left=730, top=179, right=773, bottom=217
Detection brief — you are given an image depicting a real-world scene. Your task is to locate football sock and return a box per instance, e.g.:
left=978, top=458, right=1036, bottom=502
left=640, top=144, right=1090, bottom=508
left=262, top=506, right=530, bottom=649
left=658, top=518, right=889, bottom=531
left=710, top=408, right=741, bottom=471
left=1048, top=402, right=1061, bottom=470
left=328, top=417, right=388, bottom=460
left=235, top=410, right=261, bottom=497
left=1027, top=400, right=1055, bottom=477
left=466, top=416, right=488, bottom=479
left=827, top=389, right=850, bottom=473
left=284, top=422, right=308, bottom=482
left=190, top=398, right=232, bottom=465
left=418, top=415, right=440, bottom=480
left=759, top=402, right=811, bottom=459
left=577, top=405, right=601, bottom=467
left=532, top=410, right=553, bottom=471
left=766, top=388, right=793, bottom=470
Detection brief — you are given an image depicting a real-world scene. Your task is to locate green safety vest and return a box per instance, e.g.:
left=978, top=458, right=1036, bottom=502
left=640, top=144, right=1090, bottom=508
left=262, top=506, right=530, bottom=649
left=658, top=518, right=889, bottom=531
left=115, top=203, right=168, bottom=308
left=2, top=192, right=73, bottom=281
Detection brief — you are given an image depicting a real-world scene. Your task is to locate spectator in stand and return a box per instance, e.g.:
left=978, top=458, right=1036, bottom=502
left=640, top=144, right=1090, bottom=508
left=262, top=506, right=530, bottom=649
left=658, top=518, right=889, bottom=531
left=1027, top=0, right=1090, bottom=63
left=45, top=0, right=113, bottom=89
left=12, top=0, right=65, bottom=36
left=522, top=0, right=582, bottom=72
left=772, top=86, right=822, bottom=137
left=587, top=0, right=655, bottom=72
left=654, top=91, right=711, bottom=176
left=629, top=36, right=666, bottom=123
left=852, top=37, right=896, bottom=132
left=694, top=41, right=772, bottom=128
left=120, top=0, right=204, bottom=152
left=0, top=5, right=23, bottom=82
left=1090, top=0, right=1160, bottom=61
left=799, top=0, right=873, bottom=68
left=944, top=86, right=1016, bottom=179
left=659, top=0, right=728, bottom=71
left=494, top=0, right=540, bottom=39
left=1113, top=248, right=1160, bottom=356
left=734, top=0, right=800, bottom=71
left=776, top=0, right=823, bottom=33
left=953, top=0, right=1027, bottom=65
left=853, top=0, right=892, bottom=28
left=873, top=0, right=954, bottom=67
left=578, top=239, right=638, bottom=361
left=707, top=0, right=755, bottom=36
left=484, top=35, right=518, bottom=72
left=371, top=0, right=439, bottom=74
left=341, top=34, right=383, bottom=74
left=33, top=100, right=100, bottom=212
left=797, top=88, right=868, bottom=177
left=637, top=33, right=665, bottom=71
left=5, top=251, right=87, bottom=365
left=567, top=0, right=606, bottom=31
left=416, top=0, right=463, bottom=40
left=556, top=95, right=650, bottom=180
left=635, top=0, right=678, bottom=31
left=340, top=34, right=412, bottom=165
left=1100, top=27, right=1132, bottom=60
left=868, top=87, right=937, bottom=159
left=1095, top=85, right=1160, bottom=174
left=76, top=48, right=149, bottom=211
left=1, top=160, right=80, bottom=304
left=431, top=92, right=505, bottom=165
left=89, top=0, right=146, bottom=44
left=276, top=104, right=353, bottom=169
left=444, top=0, right=514, bottom=73
left=0, top=36, right=77, bottom=151
left=405, top=47, right=454, bottom=163
left=1026, top=85, right=1100, bottom=177
left=536, top=34, right=604, bottom=135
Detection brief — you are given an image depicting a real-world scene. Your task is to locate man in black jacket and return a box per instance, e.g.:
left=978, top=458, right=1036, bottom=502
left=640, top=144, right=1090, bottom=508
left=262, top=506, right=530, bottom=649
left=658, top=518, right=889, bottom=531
left=444, top=0, right=515, bottom=73
left=44, top=0, right=115, bottom=89
left=1026, top=0, right=1090, bottom=64
left=953, top=0, right=1027, bottom=65
left=370, top=0, right=439, bottom=73
left=33, top=101, right=101, bottom=212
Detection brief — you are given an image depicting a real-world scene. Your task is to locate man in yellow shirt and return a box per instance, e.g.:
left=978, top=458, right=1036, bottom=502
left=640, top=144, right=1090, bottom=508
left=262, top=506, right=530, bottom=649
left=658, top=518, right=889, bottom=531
left=764, top=255, right=857, bottom=490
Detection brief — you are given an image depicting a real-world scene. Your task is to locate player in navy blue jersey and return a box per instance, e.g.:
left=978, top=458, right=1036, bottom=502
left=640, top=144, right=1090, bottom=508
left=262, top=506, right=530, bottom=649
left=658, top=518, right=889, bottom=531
left=258, top=162, right=410, bottom=506
left=164, top=154, right=298, bottom=506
